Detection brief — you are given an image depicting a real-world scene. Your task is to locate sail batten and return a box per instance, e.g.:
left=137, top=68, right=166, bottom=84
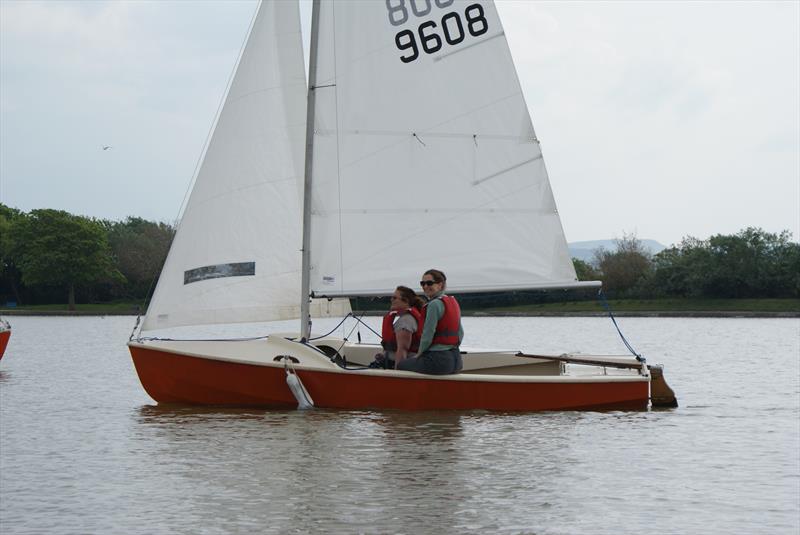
left=433, top=30, right=506, bottom=61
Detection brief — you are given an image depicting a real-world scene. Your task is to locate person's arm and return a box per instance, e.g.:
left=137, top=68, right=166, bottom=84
left=394, top=329, right=413, bottom=368
left=417, top=299, right=443, bottom=355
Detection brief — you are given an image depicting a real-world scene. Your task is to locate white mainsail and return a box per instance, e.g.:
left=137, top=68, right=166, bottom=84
left=307, top=0, right=586, bottom=297
left=143, top=1, right=347, bottom=331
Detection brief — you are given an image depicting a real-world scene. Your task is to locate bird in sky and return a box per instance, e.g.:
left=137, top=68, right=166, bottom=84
left=102, top=145, right=112, bottom=151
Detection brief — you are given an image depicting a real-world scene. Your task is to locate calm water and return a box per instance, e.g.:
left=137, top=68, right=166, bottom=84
left=0, top=315, right=798, bottom=534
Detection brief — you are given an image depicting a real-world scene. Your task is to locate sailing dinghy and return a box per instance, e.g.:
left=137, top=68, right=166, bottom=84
left=128, top=0, right=676, bottom=410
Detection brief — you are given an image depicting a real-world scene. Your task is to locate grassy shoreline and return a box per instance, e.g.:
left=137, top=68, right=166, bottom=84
left=1, top=299, right=798, bottom=317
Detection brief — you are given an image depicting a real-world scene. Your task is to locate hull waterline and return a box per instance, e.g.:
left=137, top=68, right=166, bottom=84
left=129, top=343, right=650, bottom=411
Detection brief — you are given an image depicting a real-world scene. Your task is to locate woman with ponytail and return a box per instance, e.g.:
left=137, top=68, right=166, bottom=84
left=370, top=285, right=425, bottom=369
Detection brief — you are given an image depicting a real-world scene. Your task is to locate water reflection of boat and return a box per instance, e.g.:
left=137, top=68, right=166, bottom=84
left=128, top=0, right=676, bottom=411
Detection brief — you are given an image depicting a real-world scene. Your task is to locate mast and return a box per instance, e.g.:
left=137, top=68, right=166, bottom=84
left=300, top=0, right=322, bottom=342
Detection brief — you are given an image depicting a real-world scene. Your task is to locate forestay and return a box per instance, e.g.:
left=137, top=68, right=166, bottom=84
left=143, top=1, right=348, bottom=331
left=307, top=0, right=587, bottom=298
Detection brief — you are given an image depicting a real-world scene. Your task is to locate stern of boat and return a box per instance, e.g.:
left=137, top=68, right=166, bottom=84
left=647, top=364, right=678, bottom=408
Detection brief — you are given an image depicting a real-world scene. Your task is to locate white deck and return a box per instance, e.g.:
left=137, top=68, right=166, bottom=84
left=129, top=336, right=647, bottom=384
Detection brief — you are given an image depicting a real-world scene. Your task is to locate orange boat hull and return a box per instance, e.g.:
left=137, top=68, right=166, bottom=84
left=130, top=345, right=649, bottom=411
left=0, top=329, right=9, bottom=360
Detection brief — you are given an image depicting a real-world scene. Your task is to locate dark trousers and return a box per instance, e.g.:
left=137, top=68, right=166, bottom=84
left=397, top=347, right=462, bottom=375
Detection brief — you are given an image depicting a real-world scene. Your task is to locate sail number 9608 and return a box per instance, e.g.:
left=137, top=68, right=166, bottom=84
left=386, top=1, right=489, bottom=64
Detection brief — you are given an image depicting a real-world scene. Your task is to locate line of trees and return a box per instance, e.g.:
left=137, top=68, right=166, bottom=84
left=0, top=204, right=174, bottom=309
left=573, top=229, right=799, bottom=299
left=1, top=203, right=797, bottom=309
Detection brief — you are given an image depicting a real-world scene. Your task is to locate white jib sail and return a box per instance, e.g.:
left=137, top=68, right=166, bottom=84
left=143, top=1, right=348, bottom=331
left=307, top=0, right=583, bottom=297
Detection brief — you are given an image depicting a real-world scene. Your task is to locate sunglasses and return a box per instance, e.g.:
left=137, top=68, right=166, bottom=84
left=420, top=280, right=438, bottom=287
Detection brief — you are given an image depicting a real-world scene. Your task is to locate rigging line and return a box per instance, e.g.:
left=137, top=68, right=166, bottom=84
left=597, top=289, right=645, bottom=362
left=333, top=311, right=371, bottom=358
left=348, top=313, right=381, bottom=338
left=128, top=314, right=142, bottom=342
left=135, top=221, right=174, bottom=337
left=308, top=312, right=354, bottom=340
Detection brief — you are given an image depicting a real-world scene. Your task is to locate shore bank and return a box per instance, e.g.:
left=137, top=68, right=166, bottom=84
left=2, top=310, right=797, bottom=318
left=2, top=298, right=797, bottom=318
left=466, top=311, right=800, bottom=318
left=1, top=310, right=140, bottom=317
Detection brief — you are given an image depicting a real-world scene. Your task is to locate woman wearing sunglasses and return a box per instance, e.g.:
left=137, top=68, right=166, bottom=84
left=397, top=269, right=464, bottom=375
left=370, top=286, right=425, bottom=369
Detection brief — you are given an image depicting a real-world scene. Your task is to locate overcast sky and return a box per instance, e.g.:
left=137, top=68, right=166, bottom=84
left=1, top=0, right=798, bottom=247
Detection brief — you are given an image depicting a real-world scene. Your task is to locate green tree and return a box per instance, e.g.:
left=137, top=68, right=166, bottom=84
left=104, top=217, right=174, bottom=300
left=11, top=209, right=124, bottom=310
left=572, top=258, right=600, bottom=281
left=705, top=227, right=799, bottom=297
left=647, top=228, right=799, bottom=298
left=647, top=237, right=709, bottom=297
left=0, top=204, right=25, bottom=304
left=593, top=233, right=653, bottom=297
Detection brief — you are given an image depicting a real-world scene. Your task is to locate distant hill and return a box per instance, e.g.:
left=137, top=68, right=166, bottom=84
left=568, top=239, right=667, bottom=263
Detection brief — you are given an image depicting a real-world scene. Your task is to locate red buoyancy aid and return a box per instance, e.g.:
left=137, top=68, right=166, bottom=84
left=381, top=308, right=423, bottom=352
left=425, top=295, right=461, bottom=346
